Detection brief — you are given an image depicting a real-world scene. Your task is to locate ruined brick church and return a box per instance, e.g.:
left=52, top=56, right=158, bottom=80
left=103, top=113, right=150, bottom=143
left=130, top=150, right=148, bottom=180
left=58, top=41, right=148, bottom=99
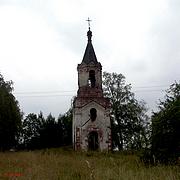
left=73, top=26, right=111, bottom=151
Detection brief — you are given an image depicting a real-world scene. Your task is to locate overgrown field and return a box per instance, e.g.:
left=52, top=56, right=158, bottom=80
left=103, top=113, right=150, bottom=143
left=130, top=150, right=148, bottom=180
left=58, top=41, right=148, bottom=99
left=0, top=148, right=179, bottom=180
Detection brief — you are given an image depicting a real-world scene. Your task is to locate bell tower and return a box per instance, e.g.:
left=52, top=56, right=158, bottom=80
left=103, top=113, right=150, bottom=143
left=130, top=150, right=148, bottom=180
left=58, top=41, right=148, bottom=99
left=73, top=22, right=111, bottom=151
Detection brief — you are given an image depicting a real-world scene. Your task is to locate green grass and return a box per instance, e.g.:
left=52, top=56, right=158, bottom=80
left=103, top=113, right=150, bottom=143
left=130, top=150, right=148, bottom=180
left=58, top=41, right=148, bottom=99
left=0, top=148, right=179, bottom=180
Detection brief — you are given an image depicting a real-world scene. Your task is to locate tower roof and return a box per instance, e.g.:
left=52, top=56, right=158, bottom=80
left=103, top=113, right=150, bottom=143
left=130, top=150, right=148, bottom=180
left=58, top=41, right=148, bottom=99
left=82, top=28, right=98, bottom=64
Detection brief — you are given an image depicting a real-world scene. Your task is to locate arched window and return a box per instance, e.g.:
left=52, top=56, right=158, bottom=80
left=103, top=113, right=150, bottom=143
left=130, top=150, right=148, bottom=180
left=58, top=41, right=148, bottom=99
left=90, top=108, right=97, bottom=121
left=89, top=70, right=96, bottom=88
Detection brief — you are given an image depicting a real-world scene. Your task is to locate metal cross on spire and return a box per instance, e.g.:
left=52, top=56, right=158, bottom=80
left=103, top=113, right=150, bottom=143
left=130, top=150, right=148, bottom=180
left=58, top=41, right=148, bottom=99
left=86, top=17, right=92, bottom=30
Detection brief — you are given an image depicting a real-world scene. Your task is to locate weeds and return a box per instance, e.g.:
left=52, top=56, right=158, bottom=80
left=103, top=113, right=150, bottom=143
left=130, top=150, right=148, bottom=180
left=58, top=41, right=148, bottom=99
left=0, top=148, right=179, bottom=180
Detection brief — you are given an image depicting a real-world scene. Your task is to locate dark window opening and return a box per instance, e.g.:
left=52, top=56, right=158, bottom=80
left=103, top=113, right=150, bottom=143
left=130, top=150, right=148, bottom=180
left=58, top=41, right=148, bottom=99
left=89, top=70, right=96, bottom=88
left=90, top=108, right=97, bottom=121
left=88, top=131, right=99, bottom=150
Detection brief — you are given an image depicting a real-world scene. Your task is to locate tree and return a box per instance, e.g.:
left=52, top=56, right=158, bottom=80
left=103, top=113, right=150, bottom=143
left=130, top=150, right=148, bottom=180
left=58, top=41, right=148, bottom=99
left=152, top=82, right=180, bottom=163
left=22, top=113, right=42, bottom=149
left=40, top=113, right=62, bottom=148
left=57, top=108, right=72, bottom=145
left=103, top=72, right=149, bottom=150
left=0, top=73, right=22, bottom=150
left=22, top=112, right=60, bottom=149
left=22, top=109, right=72, bottom=149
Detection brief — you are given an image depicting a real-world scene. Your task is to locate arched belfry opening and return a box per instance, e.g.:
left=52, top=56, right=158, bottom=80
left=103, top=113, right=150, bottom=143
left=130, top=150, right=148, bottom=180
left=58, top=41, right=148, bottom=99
left=73, top=21, right=111, bottom=151
left=88, top=131, right=99, bottom=150
left=89, top=70, right=96, bottom=87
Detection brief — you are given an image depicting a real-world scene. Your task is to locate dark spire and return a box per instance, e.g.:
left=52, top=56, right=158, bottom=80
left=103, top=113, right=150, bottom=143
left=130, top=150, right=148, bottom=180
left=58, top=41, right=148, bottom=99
left=82, top=19, right=98, bottom=64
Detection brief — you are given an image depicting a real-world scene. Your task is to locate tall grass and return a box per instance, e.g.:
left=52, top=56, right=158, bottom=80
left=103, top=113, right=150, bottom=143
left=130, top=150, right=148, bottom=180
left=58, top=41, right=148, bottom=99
left=0, top=148, right=179, bottom=180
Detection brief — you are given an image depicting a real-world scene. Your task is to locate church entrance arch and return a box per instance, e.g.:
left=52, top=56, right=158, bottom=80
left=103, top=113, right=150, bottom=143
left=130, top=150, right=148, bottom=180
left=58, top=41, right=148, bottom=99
left=88, top=131, right=99, bottom=150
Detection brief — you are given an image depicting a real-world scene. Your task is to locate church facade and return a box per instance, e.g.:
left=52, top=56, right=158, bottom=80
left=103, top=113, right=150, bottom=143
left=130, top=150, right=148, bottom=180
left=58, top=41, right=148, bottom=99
left=73, top=27, right=111, bottom=151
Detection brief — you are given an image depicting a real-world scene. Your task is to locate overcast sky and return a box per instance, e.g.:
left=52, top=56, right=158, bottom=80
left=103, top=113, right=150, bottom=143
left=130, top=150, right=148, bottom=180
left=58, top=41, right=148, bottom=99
left=0, top=0, right=179, bottom=118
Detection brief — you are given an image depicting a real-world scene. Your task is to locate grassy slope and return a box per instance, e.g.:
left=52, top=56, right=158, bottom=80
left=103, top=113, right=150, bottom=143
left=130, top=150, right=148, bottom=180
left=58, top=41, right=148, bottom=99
left=0, top=148, right=179, bottom=180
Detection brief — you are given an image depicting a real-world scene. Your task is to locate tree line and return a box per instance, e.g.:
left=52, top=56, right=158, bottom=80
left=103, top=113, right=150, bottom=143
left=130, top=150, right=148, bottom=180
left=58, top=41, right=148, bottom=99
left=20, top=110, right=72, bottom=149
left=0, top=72, right=179, bottom=164
left=0, top=73, right=72, bottom=150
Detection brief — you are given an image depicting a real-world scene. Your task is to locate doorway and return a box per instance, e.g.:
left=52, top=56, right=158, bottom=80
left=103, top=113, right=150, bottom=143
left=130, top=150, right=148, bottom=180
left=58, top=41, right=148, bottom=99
left=88, top=131, right=99, bottom=150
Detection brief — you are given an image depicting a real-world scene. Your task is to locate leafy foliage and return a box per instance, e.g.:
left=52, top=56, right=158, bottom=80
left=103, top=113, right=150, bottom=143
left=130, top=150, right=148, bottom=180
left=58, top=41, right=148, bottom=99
left=152, top=82, right=180, bottom=163
left=0, top=73, right=22, bottom=150
left=57, top=108, right=72, bottom=146
left=22, top=109, right=72, bottom=149
left=103, top=72, right=150, bottom=150
left=22, top=113, right=41, bottom=149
